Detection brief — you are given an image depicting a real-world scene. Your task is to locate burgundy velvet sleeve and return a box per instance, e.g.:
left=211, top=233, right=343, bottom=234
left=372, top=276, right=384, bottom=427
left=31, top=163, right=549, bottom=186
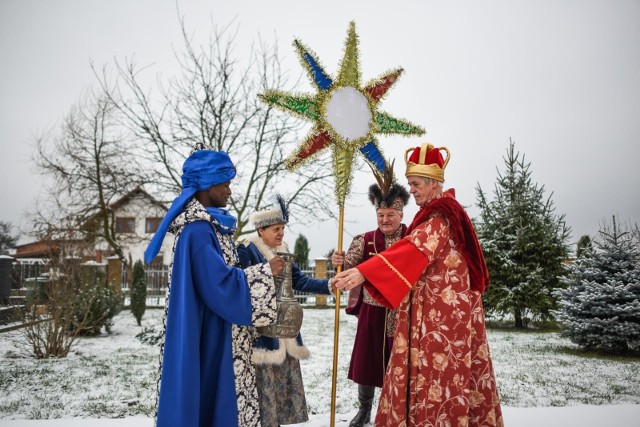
left=357, top=238, right=428, bottom=309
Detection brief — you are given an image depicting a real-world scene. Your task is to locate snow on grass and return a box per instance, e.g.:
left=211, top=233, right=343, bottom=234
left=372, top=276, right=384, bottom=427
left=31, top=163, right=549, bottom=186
left=488, top=329, right=640, bottom=406
left=0, top=307, right=639, bottom=422
left=0, top=310, right=161, bottom=419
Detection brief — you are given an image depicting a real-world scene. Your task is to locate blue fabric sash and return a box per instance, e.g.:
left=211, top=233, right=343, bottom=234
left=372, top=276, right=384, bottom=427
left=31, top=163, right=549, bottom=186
left=205, top=207, right=237, bottom=235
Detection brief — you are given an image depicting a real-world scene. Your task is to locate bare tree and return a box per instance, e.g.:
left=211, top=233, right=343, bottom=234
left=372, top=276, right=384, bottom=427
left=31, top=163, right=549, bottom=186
left=17, top=245, right=120, bottom=358
left=95, top=19, right=335, bottom=238
left=31, top=89, right=147, bottom=264
left=18, top=260, right=84, bottom=358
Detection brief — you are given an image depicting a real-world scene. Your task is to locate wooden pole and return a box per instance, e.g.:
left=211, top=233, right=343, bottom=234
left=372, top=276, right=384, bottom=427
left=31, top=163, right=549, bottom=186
left=330, top=207, right=345, bottom=427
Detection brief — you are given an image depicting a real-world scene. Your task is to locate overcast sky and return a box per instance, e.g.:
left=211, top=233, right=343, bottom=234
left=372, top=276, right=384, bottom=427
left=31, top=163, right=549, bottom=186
left=1, top=0, right=639, bottom=259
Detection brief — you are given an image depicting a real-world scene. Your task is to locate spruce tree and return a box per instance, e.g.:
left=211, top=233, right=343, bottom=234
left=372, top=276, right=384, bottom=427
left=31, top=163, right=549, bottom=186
left=553, top=217, right=640, bottom=353
left=294, top=234, right=310, bottom=270
left=131, top=260, right=147, bottom=326
left=476, top=140, right=570, bottom=328
left=576, top=235, right=593, bottom=258
left=0, top=221, right=19, bottom=255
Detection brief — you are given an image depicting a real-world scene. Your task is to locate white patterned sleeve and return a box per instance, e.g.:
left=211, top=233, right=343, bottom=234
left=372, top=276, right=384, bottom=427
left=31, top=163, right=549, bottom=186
left=244, top=263, right=278, bottom=327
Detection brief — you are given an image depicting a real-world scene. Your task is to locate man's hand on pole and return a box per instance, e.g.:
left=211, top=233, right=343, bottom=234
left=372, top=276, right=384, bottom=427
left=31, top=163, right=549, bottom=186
left=331, top=250, right=345, bottom=268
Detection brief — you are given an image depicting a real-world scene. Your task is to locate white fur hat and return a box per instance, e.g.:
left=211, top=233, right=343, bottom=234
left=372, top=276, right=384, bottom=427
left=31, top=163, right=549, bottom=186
left=250, top=194, right=289, bottom=229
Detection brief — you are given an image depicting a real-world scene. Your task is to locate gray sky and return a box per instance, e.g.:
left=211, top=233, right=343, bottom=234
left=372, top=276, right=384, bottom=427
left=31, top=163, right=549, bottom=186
left=1, top=0, right=639, bottom=259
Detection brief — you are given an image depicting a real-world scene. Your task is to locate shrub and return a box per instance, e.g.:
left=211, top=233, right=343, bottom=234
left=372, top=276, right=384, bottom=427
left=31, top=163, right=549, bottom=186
left=71, top=266, right=123, bottom=336
left=18, top=260, right=122, bottom=357
left=19, top=274, right=78, bottom=358
left=130, top=260, right=147, bottom=326
left=135, top=325, right=164, bottom=346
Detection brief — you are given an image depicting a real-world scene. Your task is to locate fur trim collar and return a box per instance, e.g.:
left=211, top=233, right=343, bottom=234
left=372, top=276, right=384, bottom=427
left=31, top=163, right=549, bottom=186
left=241, top=234, right=290, bottom=261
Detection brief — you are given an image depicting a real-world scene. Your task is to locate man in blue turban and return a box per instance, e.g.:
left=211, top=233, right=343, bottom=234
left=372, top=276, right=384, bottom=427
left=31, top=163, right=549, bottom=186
left=145, top=149, right=285, bottom=427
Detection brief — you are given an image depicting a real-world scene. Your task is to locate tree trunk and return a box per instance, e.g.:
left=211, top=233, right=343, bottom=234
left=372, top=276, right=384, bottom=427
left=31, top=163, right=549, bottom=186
left=514, top=307, right=524, bottom=329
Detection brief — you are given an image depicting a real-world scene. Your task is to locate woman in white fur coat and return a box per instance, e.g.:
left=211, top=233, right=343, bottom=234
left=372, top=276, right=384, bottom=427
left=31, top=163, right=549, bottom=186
left=237, top=197, right=333, bottom=427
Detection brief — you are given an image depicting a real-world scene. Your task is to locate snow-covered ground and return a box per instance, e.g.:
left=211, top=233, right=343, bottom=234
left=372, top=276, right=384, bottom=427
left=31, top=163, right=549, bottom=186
left=1, top=308, right=639, bottom=426
left=2, top=405, right=640, bottom=427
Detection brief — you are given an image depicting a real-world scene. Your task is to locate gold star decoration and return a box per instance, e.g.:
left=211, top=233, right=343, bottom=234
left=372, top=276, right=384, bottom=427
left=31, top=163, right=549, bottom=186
left=259, top=21, right=425, bottom=207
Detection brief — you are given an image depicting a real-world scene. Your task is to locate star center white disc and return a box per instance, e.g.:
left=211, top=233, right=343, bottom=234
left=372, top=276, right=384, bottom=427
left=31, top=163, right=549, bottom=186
left=324, top=86, right=372, bottom=141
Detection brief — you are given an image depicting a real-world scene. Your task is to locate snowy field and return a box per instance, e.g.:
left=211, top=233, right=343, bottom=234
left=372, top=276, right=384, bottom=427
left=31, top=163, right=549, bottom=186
left=1, top=308, right=639, bottom=426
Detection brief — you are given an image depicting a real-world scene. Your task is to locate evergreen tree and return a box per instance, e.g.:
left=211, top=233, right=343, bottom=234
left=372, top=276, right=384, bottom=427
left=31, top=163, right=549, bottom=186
left=576, top=235, right=593, bottom=258
left=130, top=260, right=147, bottom=326
left=632, top=223, right=640, bottom=249
left=553, top=217, right=640, bottom=353
left=476, top=140, right=570, bottom=328
left=0, top=221, right=19, bottom=255
left=294, top=234, right=310, bottom=270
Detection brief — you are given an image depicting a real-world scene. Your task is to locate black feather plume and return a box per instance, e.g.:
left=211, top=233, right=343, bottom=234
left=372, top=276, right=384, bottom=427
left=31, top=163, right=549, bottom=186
left=368, top=184, right=383, bottom=206
left=275, top=194, right=289, bottom=223
left=386, top=183, right=410, bottom=207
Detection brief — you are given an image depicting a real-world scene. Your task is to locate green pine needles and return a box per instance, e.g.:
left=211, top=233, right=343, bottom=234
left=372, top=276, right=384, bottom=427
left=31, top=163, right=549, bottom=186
left=131, top=260, right=147, bottom=326
left=476, top=140, right=571, bottom=328
left=554, top=216, right=640, bottom=354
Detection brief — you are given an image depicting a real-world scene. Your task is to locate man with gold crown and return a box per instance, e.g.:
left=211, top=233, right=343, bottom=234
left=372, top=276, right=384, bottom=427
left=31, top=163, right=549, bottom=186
left=334, top=144, right=503, bottom=426
left=331, top=171, right=410, bottom=427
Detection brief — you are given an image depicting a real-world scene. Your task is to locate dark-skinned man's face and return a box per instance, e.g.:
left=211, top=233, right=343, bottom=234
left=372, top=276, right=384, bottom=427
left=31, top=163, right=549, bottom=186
left=201, top=181, right=231, bottom=208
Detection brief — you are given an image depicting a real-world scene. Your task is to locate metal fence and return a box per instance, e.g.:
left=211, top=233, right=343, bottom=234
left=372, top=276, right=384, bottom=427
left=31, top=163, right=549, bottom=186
left=9, top=259, right=345, bottom=308
left=120, top=265, right=344, bottom=307
left=121, top=265, right=169, bottom=307
left=10, top=259, right=49, bottom=289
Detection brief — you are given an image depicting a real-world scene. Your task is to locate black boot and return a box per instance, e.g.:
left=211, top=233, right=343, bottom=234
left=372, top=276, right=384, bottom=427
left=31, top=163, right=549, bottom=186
left=349, top=384, right=375, bottom=427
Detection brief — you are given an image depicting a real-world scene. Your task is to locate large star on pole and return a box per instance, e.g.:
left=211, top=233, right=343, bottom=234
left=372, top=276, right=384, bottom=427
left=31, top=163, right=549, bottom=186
left=259, top=21, right=425, bottom=206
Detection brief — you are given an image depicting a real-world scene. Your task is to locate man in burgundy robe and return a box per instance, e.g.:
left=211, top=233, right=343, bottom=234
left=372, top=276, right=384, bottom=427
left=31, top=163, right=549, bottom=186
left=334, top=144, right=503, bottom=427
left=332, top=180, right=409, bottom=427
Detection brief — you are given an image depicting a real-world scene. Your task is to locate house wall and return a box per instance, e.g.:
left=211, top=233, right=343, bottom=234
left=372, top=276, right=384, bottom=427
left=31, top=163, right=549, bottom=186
left=94, top=194, right=174, bottom=265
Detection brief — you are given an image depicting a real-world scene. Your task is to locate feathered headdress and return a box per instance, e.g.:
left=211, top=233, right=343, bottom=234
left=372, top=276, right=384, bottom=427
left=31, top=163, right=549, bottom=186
left=367, top=159, right=409, bottom=210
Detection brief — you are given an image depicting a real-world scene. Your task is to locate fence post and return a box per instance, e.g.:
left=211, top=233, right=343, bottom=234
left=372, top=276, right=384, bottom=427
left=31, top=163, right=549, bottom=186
left=107, top=256, right=123, bottom=294
left=314, top=257, right=328, bottom=307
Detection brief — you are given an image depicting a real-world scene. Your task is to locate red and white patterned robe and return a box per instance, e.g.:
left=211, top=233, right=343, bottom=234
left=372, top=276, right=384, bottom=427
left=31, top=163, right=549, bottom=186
left=358, top=190, right=503, bottom=427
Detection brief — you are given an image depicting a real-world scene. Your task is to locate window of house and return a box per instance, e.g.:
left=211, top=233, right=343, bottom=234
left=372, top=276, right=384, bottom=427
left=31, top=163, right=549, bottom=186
left=115, top=217, right=136, bottom=233
left=145, top=217, right=162, bottom=233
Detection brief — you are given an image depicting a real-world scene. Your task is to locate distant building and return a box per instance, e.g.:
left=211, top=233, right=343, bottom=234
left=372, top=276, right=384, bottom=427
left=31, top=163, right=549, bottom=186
left=14, top=187, right=174, bottom=266
left=13, top=240, right=61, bottom=259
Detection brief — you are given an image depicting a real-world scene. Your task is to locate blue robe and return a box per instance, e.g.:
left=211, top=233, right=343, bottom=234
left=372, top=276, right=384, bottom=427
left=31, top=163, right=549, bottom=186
left=157, top=210, right=276, bottom=427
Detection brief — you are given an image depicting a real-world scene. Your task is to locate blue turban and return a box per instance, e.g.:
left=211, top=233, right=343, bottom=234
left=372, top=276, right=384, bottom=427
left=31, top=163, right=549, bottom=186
left=144, top=150, right=236, bottom=264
